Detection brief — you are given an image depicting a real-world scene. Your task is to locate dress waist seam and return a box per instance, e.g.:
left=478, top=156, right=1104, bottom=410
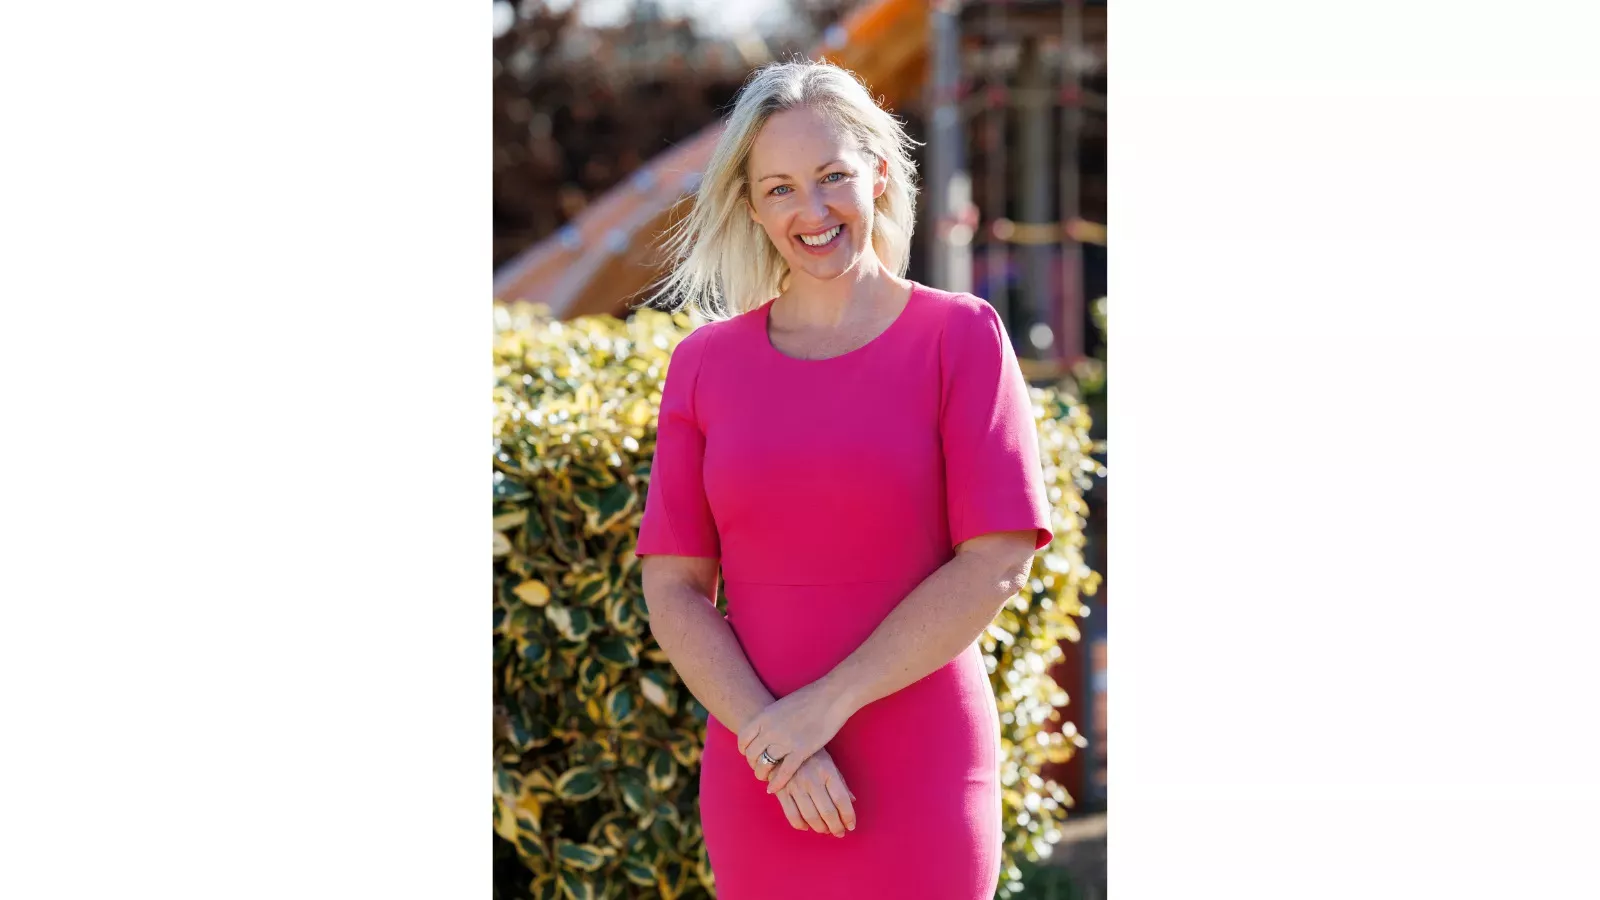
left=722, top=577, right=903, bottom=587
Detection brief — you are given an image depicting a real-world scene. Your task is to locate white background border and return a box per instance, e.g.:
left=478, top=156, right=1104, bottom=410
left=3, top=1, right=1598, bottom=896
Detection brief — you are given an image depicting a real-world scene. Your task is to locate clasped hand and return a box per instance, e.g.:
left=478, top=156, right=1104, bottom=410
left=736, top=680, right=857, bottom=836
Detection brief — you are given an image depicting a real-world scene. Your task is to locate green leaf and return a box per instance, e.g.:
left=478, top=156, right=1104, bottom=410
left=587, top=811, right=628, bottom=850
left=553, top=766, right=603, bottom=802
left=594, top=634, right=638, bottom=667
left=666, top=731, right=700, bottom=768
left=507, top=715, right=551, bottom=751
left=576, top=481, right=636, bottom=534
left=620, top=856, right=656, bottom=887
left=605, top=591, right=640, bottom=634
left=577, top=656, right=608, bottom=697
left=616, top=767, right=651, bottom=814
left=557, top=870, right=597, bottom=900
left=528, top=874, right=560, bottom=900
left=657, top=858, right=688, bottom=899
left=572, top=571, right=610, bottom=609
left=647, top=748, right=678, bottom=794
left=695, top=843, right=715, bottom=890
left=495, top=768, right=519, bottom=798
left=545, top=604, right=595, bottom=642
left=604, top=684, right=638, bottom=727
left=493, top=472, right=532, bottom=502
left=555, top=839, right=605, bottom=872
left=520, top=635, right=549, bottom=666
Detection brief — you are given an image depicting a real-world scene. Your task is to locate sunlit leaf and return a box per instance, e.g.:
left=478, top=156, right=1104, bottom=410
left=638, top=670, right=675, bottom=714
left=514, top=579, right=552, bottom=606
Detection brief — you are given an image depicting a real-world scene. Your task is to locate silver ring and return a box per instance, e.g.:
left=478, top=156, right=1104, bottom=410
left=758, top=749, right=782, bottom=767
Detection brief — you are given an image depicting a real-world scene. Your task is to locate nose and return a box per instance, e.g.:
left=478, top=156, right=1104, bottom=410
left=801, top=188, right=828, bottom=224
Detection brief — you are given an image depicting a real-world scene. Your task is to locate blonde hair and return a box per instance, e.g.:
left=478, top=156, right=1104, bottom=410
left=644, top=58, right=921, bottom=321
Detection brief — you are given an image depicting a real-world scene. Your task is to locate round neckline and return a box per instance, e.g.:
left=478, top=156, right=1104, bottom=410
left=759, top=282, right=922, bottom=363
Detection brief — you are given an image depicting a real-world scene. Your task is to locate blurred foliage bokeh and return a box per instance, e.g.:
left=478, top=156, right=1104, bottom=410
left=492, top=301, right=1101, bottom=899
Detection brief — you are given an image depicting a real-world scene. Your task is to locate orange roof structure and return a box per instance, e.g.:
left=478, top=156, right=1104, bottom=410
left=492, top=0, right=931, bottom=319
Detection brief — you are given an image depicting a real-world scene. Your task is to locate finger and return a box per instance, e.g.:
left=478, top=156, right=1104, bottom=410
left=744, top=739, right=770, bottom=773
left=775, top=790, right=806, bottom=831
left=750, top=745, right=786, bottom=779
left=807, top=782, right=846, bottom=837
left=822, top=771, right=856, bottom=832
left=739, top=727, right=764, bottom=766
left=765, top=753, right=804, bottom=795
left=752, top=757, right=777, bottom=783
left=736, top=721, right=760, bottom=756
left=792, top=790, right=827, bottom=834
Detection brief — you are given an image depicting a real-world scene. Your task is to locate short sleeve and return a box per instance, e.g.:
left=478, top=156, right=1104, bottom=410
left=636, top=325, right=721, bottom=559
left=939, top=298, right=1054, bottom=552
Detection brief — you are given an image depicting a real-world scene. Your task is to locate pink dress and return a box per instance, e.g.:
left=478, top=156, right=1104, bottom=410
left=636, top=282, right=1052, bottom=899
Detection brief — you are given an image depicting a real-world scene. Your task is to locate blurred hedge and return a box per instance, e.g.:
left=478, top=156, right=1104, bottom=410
left=492, top=301, right=1100, bottom=900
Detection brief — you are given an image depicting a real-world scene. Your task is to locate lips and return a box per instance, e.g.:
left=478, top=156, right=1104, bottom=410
left=794, top=224, right=844, bottom=253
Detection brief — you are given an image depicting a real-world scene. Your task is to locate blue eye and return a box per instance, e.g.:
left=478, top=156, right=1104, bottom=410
left=769, top=185, right=791, bottom=196
left=822, top=172, right=845, bottom=183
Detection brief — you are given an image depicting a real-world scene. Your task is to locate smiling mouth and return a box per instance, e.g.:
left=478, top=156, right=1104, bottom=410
left=796, top=225, right=844, bottom=248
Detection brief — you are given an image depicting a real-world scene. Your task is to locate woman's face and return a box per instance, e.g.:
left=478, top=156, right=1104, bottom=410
left=745, top=105, right=888, bottom=286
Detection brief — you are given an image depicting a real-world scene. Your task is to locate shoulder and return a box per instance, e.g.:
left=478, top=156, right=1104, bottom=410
left=912, top=284, right=1006, bottom=355
left=664, top=306, right=761, bottom=386
left=669, top=312, right=738, bottom=362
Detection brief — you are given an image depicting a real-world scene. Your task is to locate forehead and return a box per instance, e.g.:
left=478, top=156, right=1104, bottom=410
left=748, top=106, right=861, bottom=170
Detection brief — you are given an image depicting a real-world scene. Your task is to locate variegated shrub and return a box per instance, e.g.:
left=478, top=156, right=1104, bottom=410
left=492, top=301, right=1099, bottom=900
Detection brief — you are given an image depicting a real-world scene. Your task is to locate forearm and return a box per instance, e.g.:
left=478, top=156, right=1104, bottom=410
left=818, top=546, right=1031, bottom=718
left=647, top=582, right=774, bottom=733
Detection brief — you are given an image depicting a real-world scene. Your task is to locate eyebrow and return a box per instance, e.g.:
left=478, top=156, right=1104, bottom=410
left=757, top=159, right=848, bottom=182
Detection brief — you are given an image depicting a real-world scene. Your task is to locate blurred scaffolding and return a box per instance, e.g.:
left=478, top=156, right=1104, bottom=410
left=926, top=0, right=1106, bottom=381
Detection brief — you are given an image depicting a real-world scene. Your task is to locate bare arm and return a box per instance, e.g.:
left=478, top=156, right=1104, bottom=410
left=640, top=554, right=773, bottom=733
left=642, top=553, right=859, bottom=835
left=737, top=530, right=1038, bottom=792
left=823, top=530, right=1037, bottom=713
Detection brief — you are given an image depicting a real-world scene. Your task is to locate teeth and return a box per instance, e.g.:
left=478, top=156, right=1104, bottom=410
left=799, top=225, right=841, bottom=247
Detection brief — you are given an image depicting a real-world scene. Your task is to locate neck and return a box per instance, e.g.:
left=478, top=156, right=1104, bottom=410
left=778, top=258, right=908, bottom=328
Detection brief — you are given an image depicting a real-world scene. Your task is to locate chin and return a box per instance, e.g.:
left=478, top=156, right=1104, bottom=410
left=790, top=246, right=870, bottom=283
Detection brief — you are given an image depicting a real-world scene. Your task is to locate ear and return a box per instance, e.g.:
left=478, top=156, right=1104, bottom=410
left=871, top=155, right=889, bottom=200
left=746, top=194, right=759, bottom=224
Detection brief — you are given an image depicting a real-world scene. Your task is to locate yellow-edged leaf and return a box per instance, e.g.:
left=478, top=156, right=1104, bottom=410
left=553, top=766, right=602, bottom=802
left=554, top=839, right=605, bottom=872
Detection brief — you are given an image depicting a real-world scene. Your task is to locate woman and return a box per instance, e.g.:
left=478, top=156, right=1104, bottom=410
left=635, top=59, right=1052, bottom=900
